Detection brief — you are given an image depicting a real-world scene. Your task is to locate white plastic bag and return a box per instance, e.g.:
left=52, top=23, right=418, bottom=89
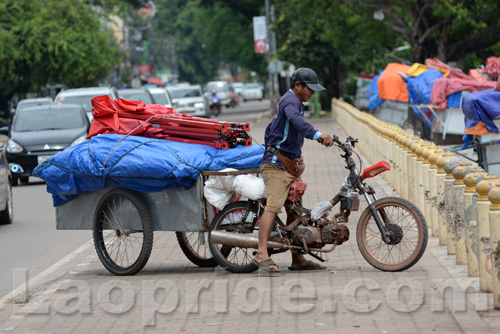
left=203, top=168, right=237, bottom=210
left=311, top=201, right=333, bottom=221
left=233, top=174, right=267, bottom=200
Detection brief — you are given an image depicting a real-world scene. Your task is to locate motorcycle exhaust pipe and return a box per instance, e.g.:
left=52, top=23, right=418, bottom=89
left=210, top=230, right=289, bottom=250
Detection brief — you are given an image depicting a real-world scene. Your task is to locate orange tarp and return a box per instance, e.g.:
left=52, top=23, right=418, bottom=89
left=377, top=63, right=411, bottom=102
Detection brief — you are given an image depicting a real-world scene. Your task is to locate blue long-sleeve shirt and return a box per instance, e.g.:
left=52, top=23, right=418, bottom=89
left=262, top=90, right=321, bottom=167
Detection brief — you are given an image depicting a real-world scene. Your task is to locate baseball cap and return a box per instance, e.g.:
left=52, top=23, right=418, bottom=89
left=291, top=67, right=325, bottom=91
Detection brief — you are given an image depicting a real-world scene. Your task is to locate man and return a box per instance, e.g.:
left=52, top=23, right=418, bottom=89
left=252, top=67, right=333, bottom=272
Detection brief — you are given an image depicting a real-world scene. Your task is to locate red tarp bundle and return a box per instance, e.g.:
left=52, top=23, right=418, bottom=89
left=88, top=95, right=251, bottom=149
left=430, top=78, right=497, bottom=111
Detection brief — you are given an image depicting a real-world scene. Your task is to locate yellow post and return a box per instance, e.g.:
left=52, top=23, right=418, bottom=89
left=452, top=165, right=475, bottom=265
left=421, top=145, right=438, bottom=231
left=463, top=172, right=487, bottom=277
left=476, top=175, right=500, bottom=293
left=488, top=185, right=500, bottom=309
left=399, top=135, right=411, bottom=200
left=405, top=138, right=418, bottom=202
left=427, top=148, right=445, bottom=237
left=415, top=143, right=432, bottom=215
left=410, top=140, right=424, bottom=206
left=435, top=152, right=454, bottom=245
left=443, top=159, right=462, bottom=255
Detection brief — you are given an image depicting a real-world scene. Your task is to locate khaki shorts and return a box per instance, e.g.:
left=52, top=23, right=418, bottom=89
left=261, top=163, right=298, bottom=213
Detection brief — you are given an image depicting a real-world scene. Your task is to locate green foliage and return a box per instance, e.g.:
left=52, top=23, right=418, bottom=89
left=0, top=0, right=121, bottom=98
left=153, top=0, right=267, bottom=84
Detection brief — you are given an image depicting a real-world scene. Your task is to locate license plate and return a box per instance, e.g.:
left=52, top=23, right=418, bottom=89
left=180, top=109, right=189, bottom=113
left=38, top=155, right=53, bottom=165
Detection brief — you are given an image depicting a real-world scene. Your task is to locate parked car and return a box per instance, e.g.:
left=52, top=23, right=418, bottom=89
left=13, top=97, right=52, bottom=117
left=0, top=104, right=90, bottom=186
left=205, top=81, right=231, bottom=107
left=118, top=88, right=154, bottom=104
left=147, top=87, right=173, bottom=107
left=54, top=87, right=118, bottom=121
left=241, top=83, right=264, bottom=102
left=167, top=84, right=210, bottom=117
left=0, top=142, right=13, bottom=224
left=231, top=82, right=244, bottom=96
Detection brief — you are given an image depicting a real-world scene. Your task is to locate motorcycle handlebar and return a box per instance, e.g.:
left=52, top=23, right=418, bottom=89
left=317, top=135, right=357, bottom=150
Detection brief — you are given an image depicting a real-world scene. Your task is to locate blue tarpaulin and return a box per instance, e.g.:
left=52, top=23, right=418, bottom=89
left=34, top=134, right=264, bottom=206
left=462, top=88, right=500, bottom=133
left=405, top=70, right=444, bottom=127
left=367, top=71, right=384, bottom=111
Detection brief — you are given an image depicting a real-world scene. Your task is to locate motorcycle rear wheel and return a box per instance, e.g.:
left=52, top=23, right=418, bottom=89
left=209, top=201, right=262, bottom=273
left=356, top=197, right=427, bottom=272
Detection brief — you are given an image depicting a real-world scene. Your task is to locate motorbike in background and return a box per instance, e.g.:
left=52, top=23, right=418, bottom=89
left=209, top=92, right=222, bottom=116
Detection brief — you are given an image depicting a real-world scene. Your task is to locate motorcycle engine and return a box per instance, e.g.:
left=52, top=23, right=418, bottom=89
left=291, top=226, right=323, bottom=248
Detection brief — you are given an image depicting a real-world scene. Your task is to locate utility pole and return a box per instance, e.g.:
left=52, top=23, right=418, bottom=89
left=265, top=0, right=278, bottom=113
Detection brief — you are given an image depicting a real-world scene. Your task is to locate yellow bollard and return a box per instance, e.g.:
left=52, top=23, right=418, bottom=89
left=464, top=172, right=487, bottom=277
left=410, top=140, right=425, bottom=207
left=405, top=138, right=418, bottom=202
left=399, top=135, right=411, bottom=200
left=427, top=148, right=445, bottom=237
left=488, top=185, right=500, bottom=309
left=443, top=159, right=463, bottom=255
left=415, top=143, right=432, bottom=215
left=435, top=152, right=455, bottom=246
left=476, top=175, right=500, bottom=293
left=421, top=145, right=438, bottom=229
left=452, top=165, right=475, bottom=265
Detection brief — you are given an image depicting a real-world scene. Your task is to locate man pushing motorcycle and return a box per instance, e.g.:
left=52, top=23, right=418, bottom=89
left=253, top=67, right=333, bottom=272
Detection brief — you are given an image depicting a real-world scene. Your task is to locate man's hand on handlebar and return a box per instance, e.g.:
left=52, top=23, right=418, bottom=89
left=318, top=133, right=333, bottom=147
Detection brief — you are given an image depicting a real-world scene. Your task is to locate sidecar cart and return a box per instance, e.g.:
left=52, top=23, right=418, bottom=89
left=34, top=132, right=264, bottom=276
left=55, top=168, right=259, bottom=276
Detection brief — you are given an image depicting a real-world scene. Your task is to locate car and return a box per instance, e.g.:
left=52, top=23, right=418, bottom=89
left=117, top=88, right=154, bottom=104
left=205, top=81, right=231, bottom=107
left=167, top=84, right=210, bottom=117
left=0, top=104, right=90, bottom=186
left=241, top=83, right=264, bottom=102
left=13, top=97, right=52, bottom=117
left=54, top=87, right=118, bottom=121
left=0, top=142, right=13, bottom=224
left=147, top=87, right=173, bottom=108
left=231, top=82, right=244, bottom=96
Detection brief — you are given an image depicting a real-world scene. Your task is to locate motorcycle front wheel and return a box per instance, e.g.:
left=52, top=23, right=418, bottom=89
left=356, top=197, right=428, bottom=272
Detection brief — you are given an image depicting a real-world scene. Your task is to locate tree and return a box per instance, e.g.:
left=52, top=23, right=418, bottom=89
left=342, top=0, right=500, bottom=64
left=152, top=0, right=267, bottom=84
left=273, top=0, right=500, bottom=99
left=0, top=0, right=124, bottom=108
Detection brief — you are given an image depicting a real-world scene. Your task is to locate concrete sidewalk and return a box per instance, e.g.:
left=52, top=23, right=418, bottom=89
left=0, top=117, right=499, bottom=334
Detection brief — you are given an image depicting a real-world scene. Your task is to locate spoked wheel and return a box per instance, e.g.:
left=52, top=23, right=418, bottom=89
left=93, top=188, right=154, bottom=275
left=356, top=197, right=428, bottom=272
left=176, top=231, right=217, bottom=267
left=209, top=201, right=263, bottom=273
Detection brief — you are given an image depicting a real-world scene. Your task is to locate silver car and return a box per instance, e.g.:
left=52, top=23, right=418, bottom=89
left=167, top=85, right=209, bottom=117
left=54, top=87, right=118, bottom=121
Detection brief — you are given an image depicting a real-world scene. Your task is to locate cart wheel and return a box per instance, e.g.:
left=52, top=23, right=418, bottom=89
left=93, top=188, right=154, bottom=275
left=176, top=232, right=218, bottom=267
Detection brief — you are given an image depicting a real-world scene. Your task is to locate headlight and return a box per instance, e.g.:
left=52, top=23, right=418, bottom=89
left=194, top=102, right=204, bottom=108
left=71, top=135, right=88, bottom=146
left=7, top=139, right=23, bottom=153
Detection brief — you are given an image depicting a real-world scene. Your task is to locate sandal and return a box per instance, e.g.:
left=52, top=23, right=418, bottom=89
left=288, top=260, right=327, bottom=271
left=252, top=258, right=281, bottom=272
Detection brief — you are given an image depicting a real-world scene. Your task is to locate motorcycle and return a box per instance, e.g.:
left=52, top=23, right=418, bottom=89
left=209, top=92, right=222, bottom=116
left=208, top=135, right=428, bottom=273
